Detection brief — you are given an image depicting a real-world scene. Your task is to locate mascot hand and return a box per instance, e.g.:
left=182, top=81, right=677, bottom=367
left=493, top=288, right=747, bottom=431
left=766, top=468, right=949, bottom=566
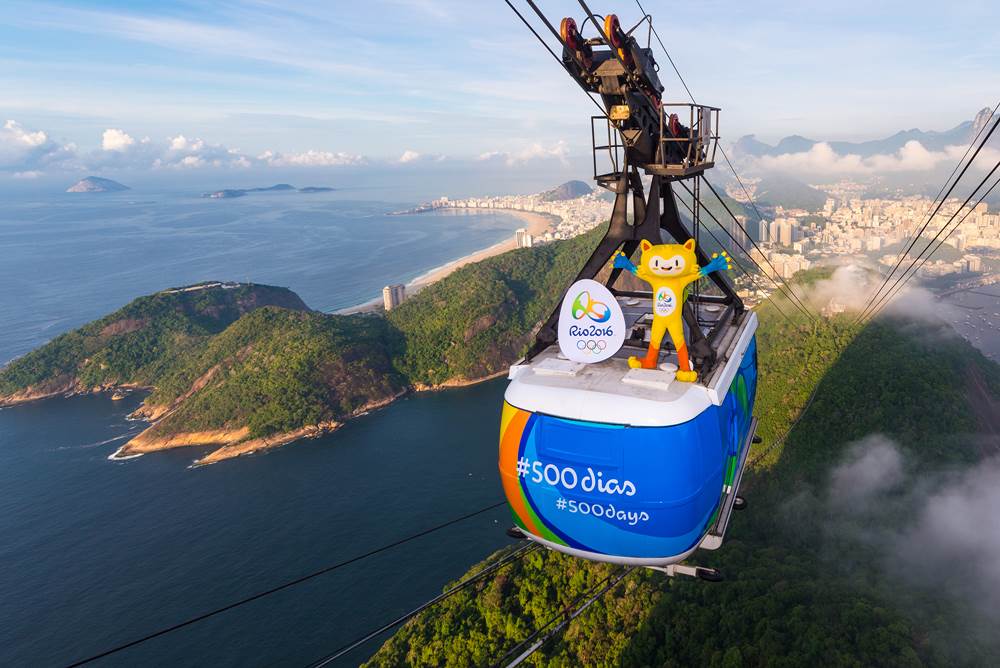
left=613, top=251, right=638, bottom=274
left=702, top=251, right=731, bottom=276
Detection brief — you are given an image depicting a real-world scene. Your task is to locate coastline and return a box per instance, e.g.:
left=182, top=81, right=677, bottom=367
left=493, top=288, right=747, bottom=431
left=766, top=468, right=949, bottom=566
left=2, top=207, right=557, bottom=467
left=337, top=208, right=557, bottom=315
left=106, top=374, right=510, bottom=466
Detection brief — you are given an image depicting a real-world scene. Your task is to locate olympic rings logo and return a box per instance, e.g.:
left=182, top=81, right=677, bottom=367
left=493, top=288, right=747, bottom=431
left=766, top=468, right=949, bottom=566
left=576, top=339, right=608, bottom=353
left=570, top=291, right=611, bottom=323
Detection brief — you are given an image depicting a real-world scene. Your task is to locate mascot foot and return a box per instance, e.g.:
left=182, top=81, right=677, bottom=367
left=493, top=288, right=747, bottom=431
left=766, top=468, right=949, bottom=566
left=628, top=356, right=659, bottom=370
left=675, top=370, right=698, bottom=382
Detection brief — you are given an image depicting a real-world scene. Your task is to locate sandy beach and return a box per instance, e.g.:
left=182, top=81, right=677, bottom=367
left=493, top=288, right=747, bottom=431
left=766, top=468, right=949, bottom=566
left=337, top=208, right=558, bottom=314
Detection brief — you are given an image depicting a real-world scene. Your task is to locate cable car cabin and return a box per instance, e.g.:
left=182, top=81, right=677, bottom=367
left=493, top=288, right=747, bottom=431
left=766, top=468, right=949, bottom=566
left=497, top=11, right=756, bottom=570
left=499, top=295, right=757, bottom=566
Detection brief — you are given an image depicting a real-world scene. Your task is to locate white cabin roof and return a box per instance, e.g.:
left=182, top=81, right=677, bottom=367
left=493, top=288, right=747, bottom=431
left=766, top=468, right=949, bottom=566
left=504, top=310, right=757, bottom=428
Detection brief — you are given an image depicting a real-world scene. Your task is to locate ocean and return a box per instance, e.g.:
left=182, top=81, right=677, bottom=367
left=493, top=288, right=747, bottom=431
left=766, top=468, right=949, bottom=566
left=944, top=288, right=1000, bottom=363
left=0, top=190, right=526, bottom=666
left=0, top=190, right=526, bottom=363
left=3, top=190, right=998, bottom=666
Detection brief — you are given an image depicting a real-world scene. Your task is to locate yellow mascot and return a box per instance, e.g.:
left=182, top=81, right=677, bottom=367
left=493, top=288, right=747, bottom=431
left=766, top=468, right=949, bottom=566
left=613, top=239, right=731, bottom=381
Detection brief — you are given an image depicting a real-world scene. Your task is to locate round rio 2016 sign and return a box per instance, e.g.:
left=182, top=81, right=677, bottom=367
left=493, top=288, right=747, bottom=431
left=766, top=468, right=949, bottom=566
left=557, top=279, right=626, bottom=363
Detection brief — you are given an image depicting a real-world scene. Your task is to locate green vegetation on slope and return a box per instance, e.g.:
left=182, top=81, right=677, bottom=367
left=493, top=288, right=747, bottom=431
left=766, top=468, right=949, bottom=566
left=0, top=283, right=309, bottom=398
left=387, top=228, right=601, bottom=385
left=144, top=308, right=405, bottom=438
left=366, top=300, right=1000, bottom=667
left=0, top=227, right=605, bottom=443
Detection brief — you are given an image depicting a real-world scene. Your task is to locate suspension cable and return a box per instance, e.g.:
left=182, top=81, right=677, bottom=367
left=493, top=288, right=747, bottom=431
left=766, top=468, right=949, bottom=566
left=857, top=111, right=1000, bottom=323
left=863, top=160, right=1000, bottom=322
left=64, top=500, right=509, bottom=667
left=701, top=179, right=817, bottom=322
left=306, top=542, right=540, bottom=668
left=497, top=566, right=636, bottom=668
left=503, top=0, right=609, bottom=119
left=674, top=182, right=795, bottom=324
left=879, top=101, right=1000, bottom=289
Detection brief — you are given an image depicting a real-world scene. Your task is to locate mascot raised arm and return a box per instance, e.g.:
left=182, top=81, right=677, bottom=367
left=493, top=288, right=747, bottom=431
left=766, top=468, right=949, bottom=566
left=614, top=239, right=731, bottom=381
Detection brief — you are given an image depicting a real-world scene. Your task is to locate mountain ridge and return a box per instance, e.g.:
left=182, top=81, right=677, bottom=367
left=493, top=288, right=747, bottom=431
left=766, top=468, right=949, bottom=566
left=734, top=107, right=994, bottom=158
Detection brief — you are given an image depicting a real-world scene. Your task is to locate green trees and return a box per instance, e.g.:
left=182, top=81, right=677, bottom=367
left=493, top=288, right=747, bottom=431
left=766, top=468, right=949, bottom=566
left=365, top=305, right=1000, bottom=667
left=0, top=283, right=309, bottom=396
left=0, top=227, right=604, bottom=440
left=387, top=226, right=603, bottom=384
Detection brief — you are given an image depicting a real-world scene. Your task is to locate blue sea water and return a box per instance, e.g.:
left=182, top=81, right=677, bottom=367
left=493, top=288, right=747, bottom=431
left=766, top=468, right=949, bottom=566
left=0, top=190, right=525, bottom=666
left=0, top=190, right=525, bottom=364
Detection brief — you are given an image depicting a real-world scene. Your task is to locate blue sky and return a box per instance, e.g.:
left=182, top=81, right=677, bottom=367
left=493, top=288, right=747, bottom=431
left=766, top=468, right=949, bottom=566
left=1, top=0, right=998, bottom=185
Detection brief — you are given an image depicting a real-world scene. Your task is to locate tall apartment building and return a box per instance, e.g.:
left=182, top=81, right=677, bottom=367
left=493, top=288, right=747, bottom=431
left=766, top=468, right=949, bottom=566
left=382, top=284, right=406, bottom=311
left=756, top=218, right=769, bottom=243
left=515, top=228, right=534, bottom=248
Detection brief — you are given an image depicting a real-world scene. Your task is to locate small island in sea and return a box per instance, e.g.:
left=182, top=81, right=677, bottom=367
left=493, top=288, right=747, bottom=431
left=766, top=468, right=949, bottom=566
left=66, top=176, right=130, bottom=193
left=202, top=183, right=335, bottom=198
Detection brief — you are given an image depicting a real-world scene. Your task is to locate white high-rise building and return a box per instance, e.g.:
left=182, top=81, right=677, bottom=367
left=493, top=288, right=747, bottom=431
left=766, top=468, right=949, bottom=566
left=383, top=284, right=406, bottom=310
left=756, top=219, right=769, bottom=243
left=515, top=228, right=534, bottom=248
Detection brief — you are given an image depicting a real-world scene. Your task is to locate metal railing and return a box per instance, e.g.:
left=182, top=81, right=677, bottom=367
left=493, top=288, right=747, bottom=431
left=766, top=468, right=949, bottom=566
left=591, top=102, right=720, bottom=185
left=655, top=102, right=720, bottom=173
left=591, top=114, right=624, bottom=188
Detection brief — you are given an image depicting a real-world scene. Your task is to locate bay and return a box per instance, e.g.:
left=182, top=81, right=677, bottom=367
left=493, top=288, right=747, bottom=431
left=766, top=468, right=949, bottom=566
left=0, top=190, right=524, bottom=666
left=0, top=190, right=525, bottom=363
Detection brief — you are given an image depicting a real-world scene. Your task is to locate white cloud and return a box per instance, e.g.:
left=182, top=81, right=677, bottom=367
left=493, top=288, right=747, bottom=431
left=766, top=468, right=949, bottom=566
left=1, top=119, right=370, bottom=173
left=754, top=140, right=999, bottom=176
left=0, top=120, right=78, bottom=171
left=398, top=149, right=421, bottom=164
left=478, top=140, right=569, bottom=167
left=257, top=149, right=366, bottom=167
left=168, top=134, right=197, bottom=152
left=4, top=119, right=47, bottom=147
left=101, top=128, right=135, bottom=152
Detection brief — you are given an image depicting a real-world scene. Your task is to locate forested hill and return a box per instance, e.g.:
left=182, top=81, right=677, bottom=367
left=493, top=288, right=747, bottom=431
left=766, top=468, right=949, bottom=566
left=0, top=228, right=604, bottom=464
left=365, top=295, right=1000, bottom=666
left=0, top=283, right=310, bottom=404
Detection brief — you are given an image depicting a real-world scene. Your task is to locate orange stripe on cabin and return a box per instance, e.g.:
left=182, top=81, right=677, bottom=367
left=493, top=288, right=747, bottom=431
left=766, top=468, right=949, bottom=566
left=498, top=404, right=540, bottom=536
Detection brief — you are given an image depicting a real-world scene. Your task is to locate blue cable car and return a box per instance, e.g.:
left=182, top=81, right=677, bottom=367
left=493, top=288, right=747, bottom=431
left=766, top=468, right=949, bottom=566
left=499, top=311, right=758, bottom=569
left=498, top=11, right=759, bottom=577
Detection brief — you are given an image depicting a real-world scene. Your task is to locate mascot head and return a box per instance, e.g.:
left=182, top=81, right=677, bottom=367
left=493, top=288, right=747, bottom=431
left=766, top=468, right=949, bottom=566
left=638, top=238, right=698, bottom=277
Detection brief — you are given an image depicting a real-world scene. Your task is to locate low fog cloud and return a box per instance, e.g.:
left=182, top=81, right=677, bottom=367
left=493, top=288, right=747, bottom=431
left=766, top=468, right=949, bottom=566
left=822, top=435, right=1000, bottom=621
left=754, top=140, right=1000, bottom=178
left=893, top=457, right=1000, bottom=611
left=806, top=264, right=873, bottom=312
left=827, top=435, right=905, bottom=509
left=804, top=263, right=960, bottom=323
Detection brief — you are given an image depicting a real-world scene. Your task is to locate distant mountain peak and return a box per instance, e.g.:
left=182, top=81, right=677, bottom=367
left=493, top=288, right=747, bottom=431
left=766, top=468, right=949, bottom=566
left=732, top=109, right=991, bottom=160
left=973, top=106, right=994, bottom=135
left=539, top=180, right=592, bottom=202
left=66, top=176, right=130, bottom=193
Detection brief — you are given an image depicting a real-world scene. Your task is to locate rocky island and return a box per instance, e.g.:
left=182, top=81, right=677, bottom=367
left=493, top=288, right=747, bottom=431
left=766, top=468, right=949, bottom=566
left=0, top=229, right=601, bottom=465
left=202, top=183, right=333, bottom=198
left=66, top=176, right=130, bottom=193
